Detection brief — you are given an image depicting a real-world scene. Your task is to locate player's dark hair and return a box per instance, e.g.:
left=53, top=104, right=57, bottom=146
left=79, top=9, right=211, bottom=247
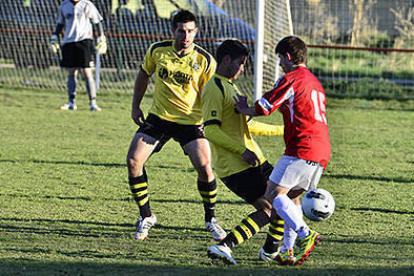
left=216, top=39, right=250, bottom=64
left=171, top=10, right=197, bottom=29
left=275, top=36, right=307, bottom=65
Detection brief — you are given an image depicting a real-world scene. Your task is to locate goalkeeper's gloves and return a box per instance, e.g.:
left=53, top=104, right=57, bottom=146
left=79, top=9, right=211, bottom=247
left=96, top=35, right=107, bottom=55
left=48, top=34, right=59, bottom=54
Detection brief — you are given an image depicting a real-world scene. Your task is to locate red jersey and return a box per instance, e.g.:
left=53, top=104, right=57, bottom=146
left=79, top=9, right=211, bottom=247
left=254, top=66, right=331, bottom=169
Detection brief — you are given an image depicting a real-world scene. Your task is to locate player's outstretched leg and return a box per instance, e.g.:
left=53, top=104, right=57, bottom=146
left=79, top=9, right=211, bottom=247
left=294, top=229, right=321, bottom=266
left=207, top=210, right=269, bottom=265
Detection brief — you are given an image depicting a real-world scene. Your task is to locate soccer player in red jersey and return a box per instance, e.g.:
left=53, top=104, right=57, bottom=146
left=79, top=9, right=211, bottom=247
left=208, top=36, right=331, bottom=266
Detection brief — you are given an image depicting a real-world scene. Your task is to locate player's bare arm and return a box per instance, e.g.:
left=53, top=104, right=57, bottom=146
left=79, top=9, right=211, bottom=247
left=233, top=94, right=258, bottom=116
left=131, top=70, right=150, bottom=126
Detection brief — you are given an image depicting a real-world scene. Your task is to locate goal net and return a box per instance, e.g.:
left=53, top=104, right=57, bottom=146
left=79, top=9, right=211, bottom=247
left=0, top=0, right=293, bottom=98
left=2, top=0, right=412, bottom=99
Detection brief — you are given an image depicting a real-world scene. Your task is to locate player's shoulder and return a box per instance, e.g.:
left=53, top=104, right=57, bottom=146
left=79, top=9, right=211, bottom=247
left=149, top=40, right=174, bottom=55
left=295, top=66, right=323, bottom=88
left=193, top=44, right=215, bottom=67
left=206, top=75, right=232, bottom=98
left=287, top=66, right=313, bottom=80
left=193, top=44, right=213, bottom=60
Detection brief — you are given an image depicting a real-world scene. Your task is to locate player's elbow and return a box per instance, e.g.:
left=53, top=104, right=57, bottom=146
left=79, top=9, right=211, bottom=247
left=203, top=124, right=219, bottom=141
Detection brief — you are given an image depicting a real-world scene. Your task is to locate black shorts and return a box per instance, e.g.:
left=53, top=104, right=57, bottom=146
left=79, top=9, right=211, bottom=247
left=221, top=161, right=273, bottom=204
left=138, top=113, right=205, bottom=153
left=61, top=39, right=94, bottom=68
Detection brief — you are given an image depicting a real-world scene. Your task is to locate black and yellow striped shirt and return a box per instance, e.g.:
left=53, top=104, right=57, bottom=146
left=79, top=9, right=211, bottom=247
left=202, top=74, right=267, bottom=178
left=142, top=40, right=216, bottom=125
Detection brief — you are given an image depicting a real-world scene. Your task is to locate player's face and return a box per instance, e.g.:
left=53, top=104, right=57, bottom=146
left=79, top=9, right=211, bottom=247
left=278, top=53, right=294, bottom=73
left=172, top=21, right=198, bottom=51
left=228, top=56, right=247, bottom=80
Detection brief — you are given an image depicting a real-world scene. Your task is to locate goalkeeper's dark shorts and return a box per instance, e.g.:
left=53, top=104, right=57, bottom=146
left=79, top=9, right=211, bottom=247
left=220, top=161, right=273, bottom=204
left=61, top=39, right=94, bottom=68
left=137, top=113, right=205, bottom=154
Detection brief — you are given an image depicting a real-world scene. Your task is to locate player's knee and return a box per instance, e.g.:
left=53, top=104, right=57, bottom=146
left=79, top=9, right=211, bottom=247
left=195, top=163, right=213, bottom=180
left=264, top=189, right=276, bottom=204
left=126, top=155, right=144, bottom=175
left=253, top=197, right=272, bottom=216
left=272, top=194, right=289, bottom=211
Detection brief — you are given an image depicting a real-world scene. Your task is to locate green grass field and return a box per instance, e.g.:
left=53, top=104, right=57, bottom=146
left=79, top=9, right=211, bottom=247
left=0, top=86, right=413, bottom=276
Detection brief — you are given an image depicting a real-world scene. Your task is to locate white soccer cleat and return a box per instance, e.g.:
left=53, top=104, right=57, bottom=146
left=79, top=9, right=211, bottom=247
left=258, top=247, right=279, bottom=262
left=90, top=104, right=102, bottom=112
left=207, top=244, right=237, bottom=265
left=134, top=214, right=157, bottom=240
left=205, top=217, right=226, bottom=241
left=60, top=102, right=77, bottom=110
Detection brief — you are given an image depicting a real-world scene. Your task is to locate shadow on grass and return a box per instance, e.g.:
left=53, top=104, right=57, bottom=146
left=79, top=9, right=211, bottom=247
left=1, top=259, right=413, bottom=276
left=351, top=207, right=414, bottom=215
left=0, top=217, right=132, bottom=228
left=3, top=160, right=413, bottom=184
left=0, top=218, right=216, bottom=237
left=0, top=159, right=124, bottom=168
left=0, top=159, right=196, bottom=173
left=1, top=217, right=413, bottom=247
left=0, top=193, right=245, bottom=205
left=325, top=173, right=413, bottom=184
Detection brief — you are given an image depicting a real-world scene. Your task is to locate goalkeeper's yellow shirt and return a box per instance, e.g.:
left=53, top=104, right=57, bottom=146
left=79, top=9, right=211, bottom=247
left=202, top=74, right=267, bottom=178
left=141, top=40, right=216, bottom=125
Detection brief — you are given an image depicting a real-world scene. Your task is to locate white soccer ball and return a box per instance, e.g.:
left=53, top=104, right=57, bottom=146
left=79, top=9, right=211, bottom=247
left=302, top=188, right=335, bottom=221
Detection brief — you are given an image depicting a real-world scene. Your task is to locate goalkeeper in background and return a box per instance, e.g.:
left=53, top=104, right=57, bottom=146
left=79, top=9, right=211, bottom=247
left=49, top=0, right=107, bottom=111
left=202, top=40, right=285, bottom=265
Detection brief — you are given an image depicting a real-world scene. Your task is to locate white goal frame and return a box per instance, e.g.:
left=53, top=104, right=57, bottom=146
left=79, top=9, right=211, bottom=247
left=253, top=0, right=294, bottom=101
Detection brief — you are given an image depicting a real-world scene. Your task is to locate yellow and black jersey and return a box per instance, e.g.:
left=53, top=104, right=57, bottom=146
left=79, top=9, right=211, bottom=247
left=142, top=40, right=216, bottom=125
left=202, top=74, right=267, bottom=178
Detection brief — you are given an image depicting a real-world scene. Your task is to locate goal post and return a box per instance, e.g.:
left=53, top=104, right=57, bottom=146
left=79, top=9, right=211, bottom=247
left=253, top=0, right=265, bottom=102
left=254, top=0, right=294, bottom=101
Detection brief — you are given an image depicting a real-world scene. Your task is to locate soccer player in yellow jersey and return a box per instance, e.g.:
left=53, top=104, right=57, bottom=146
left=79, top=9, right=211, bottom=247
left=202, top=40, right=285, bottom=265
left=126, top=10, right=225, bottom=241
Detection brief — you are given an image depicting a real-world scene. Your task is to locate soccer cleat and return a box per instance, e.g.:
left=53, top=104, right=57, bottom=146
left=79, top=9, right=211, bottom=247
left=60, top=102, right=77, bottom=110
left=294, top=229, right=321, bottom=266
left=90, top=104, right=102, bottom=112
left=205, top=217, right=226, bottom=241
left=275, top=249, right=296, bottom=265
left=134, top=214, right=157, bottom=240
left=258, top=247, right=279, bottom=262
left=207, top=244, right=237, bottom=265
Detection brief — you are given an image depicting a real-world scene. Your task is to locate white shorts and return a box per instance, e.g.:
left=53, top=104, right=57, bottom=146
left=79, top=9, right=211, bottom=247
left=269, top=155, right=324, bottom=191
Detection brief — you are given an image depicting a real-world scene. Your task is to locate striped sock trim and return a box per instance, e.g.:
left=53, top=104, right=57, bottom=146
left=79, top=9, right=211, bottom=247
left=224, top=210, right=269, bottom=248
left=268, top=219, right=284, bottom=240
left=129, top=175, right=151, bottom=217
left=263, top=219, right=285, bottom=253
left=198, top=180, right=217, bottom=221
